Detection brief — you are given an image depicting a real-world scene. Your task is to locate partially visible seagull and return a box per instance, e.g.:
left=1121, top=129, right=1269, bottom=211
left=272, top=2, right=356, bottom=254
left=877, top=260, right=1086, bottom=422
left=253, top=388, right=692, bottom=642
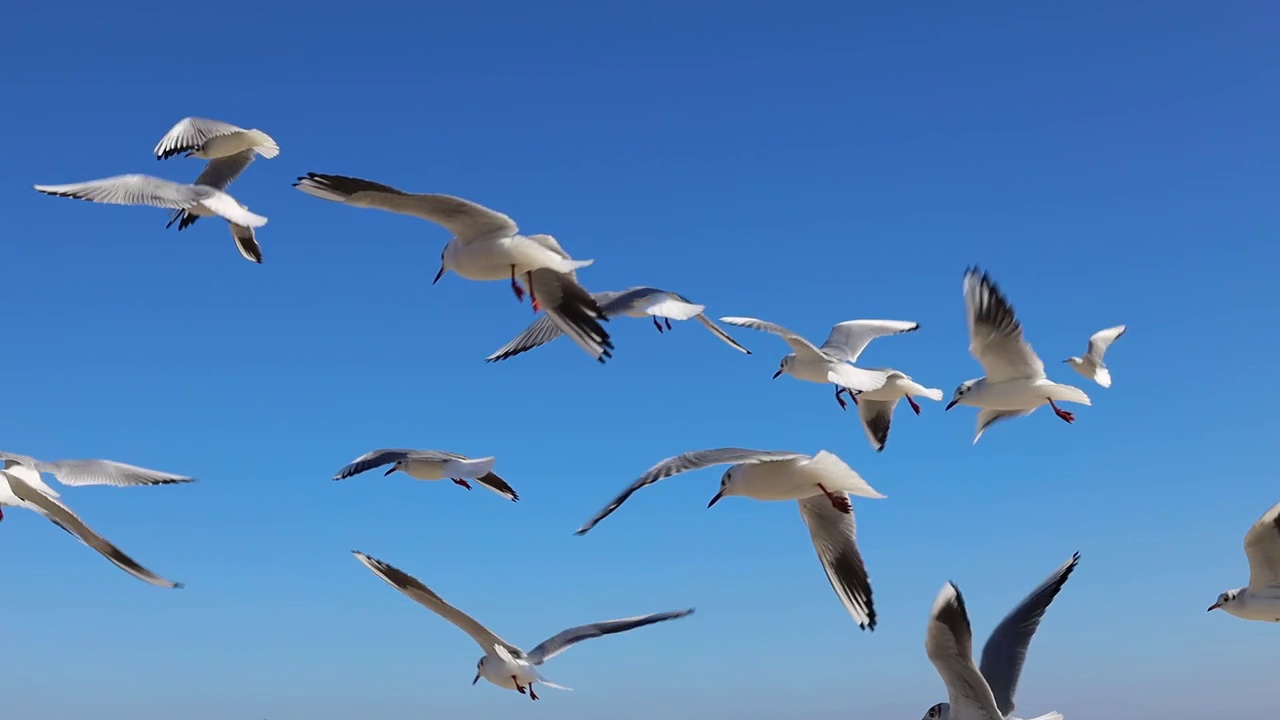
left=720, top=316, right=920, bottom=409
left=0, top=451, right=196, bottom=492
left=486, top=286, right=749, bottom=362
left=163, top=149, right=265, bottom=263
left=153, top=117, right=279, bottom=161
left=0, top=459, right=185, bottom=589
left=849, top=371, right=944, bottom=452
left=575, top=448, right=885, bottom=630
left=332, top=449, right=519, bottom=502
left=352, top=550, right=693, bottom=700
left=921, top=552, right=1079, bottom=720
left=945, top=268, right=1091, bottom=443
left=1207, top=500, right=1280, bottom=623
left=33, top=174, right=269, bottom=261
left=1063, top=325, right=1126, bottom=388
left=293, top=173, right=613, bottom=362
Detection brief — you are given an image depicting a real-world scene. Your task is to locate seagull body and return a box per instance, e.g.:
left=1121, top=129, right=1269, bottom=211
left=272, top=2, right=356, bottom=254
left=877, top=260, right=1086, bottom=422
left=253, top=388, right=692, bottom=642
left=720, top=316, right=920, bottom=409
left=922, top=553, right=1079, bottom=720
left=162, top=148, right=265, bottom=263
left=852, top=370, right=945, bottom=451
left=33, top=173, right=269, bottom=262
left=486, top=286, right=749, bottom=362
left=575, top=448, right=884, bottom=629
left=1208, top=501, right=1280, bottom=622
left=352, top=551, right=693, bottom=700
left=293, top=173, right=613, bottom=362
left=0, top=460, right=184, bottom=588
left=1063, top=325, right=1126, bottom=388
left=945, top=268, right=1091, bottom=443
left=153, top=117, right=279, bottom=161
left=332, top=449, right=518, bottom=501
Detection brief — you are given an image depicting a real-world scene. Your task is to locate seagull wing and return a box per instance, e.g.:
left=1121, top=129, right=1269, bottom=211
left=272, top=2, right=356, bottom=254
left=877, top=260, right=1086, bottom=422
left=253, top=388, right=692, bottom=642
left=524, top=608, right=695, bottom=665
left=38, top=459, right=195, bottom=488
left=154, top=117, right=246, bottom=159
left=1086, top=325, right=1127, bottom=361
left=332, top=449, right=416, bottom=480
left=352, top=551, right=523, bottom=656
left=1245, top=501, right=1280, bottom=591
left=818, top=320, right=920, bottom=363
left=293, top=173, right=517, bottom=243
left=924, top=583, right=1004, bottom=720
left=484, top=314, right=565, bottom=362
left=574, top=448, right=806, bottom=535
left=963, top=268, right=1046, bottom=382
left=719, top=316, right=825, bottom=361
left=979, top=552, right=1080, bottom=717
left=798, top=494, right=876, bottom=630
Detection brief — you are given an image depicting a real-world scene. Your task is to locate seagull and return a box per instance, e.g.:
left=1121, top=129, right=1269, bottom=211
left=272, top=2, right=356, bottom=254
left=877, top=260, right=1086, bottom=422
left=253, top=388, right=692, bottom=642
left=0, top=459, right=184, bottom=588
left=720, top=316, right=919, bottom=410
left=332, top=449, right=518, bottom=502
left=293, top=173, right=613, bottom=362
left=575, top=448, right=884, bottom=630
left=153, top=117, right=279, bottom=161
left=0, top=451, right=196, bottom=497
left=33, top=174, right=269, bottom=260
left=922, top=552, right=1079, bottom=720
left=352, top=550, right=693, bottom=700
left=162, top=149, right=265, bottom=263
left=1207, top=500, right=1280, bottom=622
left=1063, top=325, right=1126, bottom=388
left=945, top=268, right=1091, bottom=443
left=851, top=371, right=944, bottom=452
left=485, top=286, right=750, bottom=362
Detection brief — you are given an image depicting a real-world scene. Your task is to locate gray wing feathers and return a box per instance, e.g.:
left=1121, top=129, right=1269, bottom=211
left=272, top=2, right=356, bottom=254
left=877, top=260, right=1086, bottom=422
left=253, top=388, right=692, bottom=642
left=332, top=449, right=416, bottom=480
left=39, top=459, right=195, bottom=488
left=574, top=448, right=804, bottom=535
left=856, top=398, right=897, bottom=452
left=154, top=117, right=244, bottom=159
left=484, top=312, right=565, bottom=363
left=35, top=174, right=209, bottom=210
left=529, top=269, right=614, bottom=363
left=292, top=173, right=518, bottom=241
left=964, top=267, right=1045, bottom=381
left=6, top=472, right=182, bottom=588
left=192, top=150, right=256, bottom=191
left=798, top=495, right=876, bottom=630
left=979, top=552, right=1080, bottom=717
left=230, top=223, right=264, bottom=263
left=693, top=314, right=751, bottom=353
left=925, top=584, right=1004, bottom=720
left=524, top=608, right=695, bottom=665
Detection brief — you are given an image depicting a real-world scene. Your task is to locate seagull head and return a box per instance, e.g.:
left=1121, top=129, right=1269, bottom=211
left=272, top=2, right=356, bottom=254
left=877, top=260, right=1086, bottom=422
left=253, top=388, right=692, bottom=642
left=707, top=467, right=739, bottom=508
left=1208, top=589, right=1238, bottom=612
left=772, top=355, right=796, bottom=380
left=1063, top=356, right=1083, bottom=366
left=921, top=703, right=949, bottom=719
left=384, top=460, right=403, bottom=476
left=944, top=380, right=978, bottom=411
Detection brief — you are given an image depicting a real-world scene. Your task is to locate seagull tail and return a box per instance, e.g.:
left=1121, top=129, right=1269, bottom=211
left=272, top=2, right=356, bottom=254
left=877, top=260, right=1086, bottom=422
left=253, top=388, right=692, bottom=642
left=1093, top=366, right=1112, bottom=389
left=536, top=678, right=573, bottom=692
left=1049, top=383, right=1092, bottom=406
left=919, top=387, right=944, bottom=401
left=246, top=130, right=280, bottom=159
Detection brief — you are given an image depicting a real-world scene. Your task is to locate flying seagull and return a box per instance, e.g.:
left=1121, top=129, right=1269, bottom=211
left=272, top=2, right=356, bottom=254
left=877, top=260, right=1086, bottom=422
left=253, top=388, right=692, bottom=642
left=1063, top=325, right=1126, bottom=388
left=1207, top=500, right=1280, bottom=623
left=353, top=551, right=693, bottom=700
left=332, top=449, right=518, bottom=502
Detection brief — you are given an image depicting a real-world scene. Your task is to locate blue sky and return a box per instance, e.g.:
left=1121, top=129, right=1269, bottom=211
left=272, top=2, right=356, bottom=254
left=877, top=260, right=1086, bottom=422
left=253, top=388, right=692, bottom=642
left=1, top=1, right=1276, bottom=717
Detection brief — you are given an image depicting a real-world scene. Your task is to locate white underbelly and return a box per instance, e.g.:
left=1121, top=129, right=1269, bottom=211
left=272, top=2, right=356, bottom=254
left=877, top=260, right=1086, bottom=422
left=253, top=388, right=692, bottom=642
left=970, top=380, right=1050, bottom=410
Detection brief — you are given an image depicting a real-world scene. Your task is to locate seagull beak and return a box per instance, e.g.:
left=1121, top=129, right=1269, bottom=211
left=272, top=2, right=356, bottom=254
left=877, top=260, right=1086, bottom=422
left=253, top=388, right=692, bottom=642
left=1207, top=601, right=1222, bottom=612
left=771, top=369, right=783, bottom=380
left=433, top=265, right=446, bottom=285
left=384, top=467, right=396, bottom=476
left=472, top=673, right=481, bottom=685
left=707, top=490, right=724, bottom=508
left=945, top=399, right=958, bottom=411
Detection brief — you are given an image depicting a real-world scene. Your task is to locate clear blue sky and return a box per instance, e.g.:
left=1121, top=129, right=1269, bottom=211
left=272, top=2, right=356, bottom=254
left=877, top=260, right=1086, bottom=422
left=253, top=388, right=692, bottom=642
left=1, top=2, right=1276, bottom=718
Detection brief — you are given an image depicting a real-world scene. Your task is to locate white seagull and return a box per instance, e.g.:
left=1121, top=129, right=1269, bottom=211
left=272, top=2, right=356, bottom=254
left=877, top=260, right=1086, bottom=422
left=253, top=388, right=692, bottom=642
left=161, top=149, right=265, bottom=263
left=922, top=552, right=1079, bottom=720
left=486, top=286, right=750, bottom=362
left=352, top=551, right=693, bottom=700
left=575, top=448, right=884, bottom=630
left=332, top=449, right=518, bottom=502
left=153, top=117, right=279, bottom=161
left=293, top=173, right=613, bottom=362
left=945, top=268, right=1091, bottom=443
left=0, top=459, right=185, bottom=588
left=1063, top=325, right=1126, bottom=388
left=33, top=174, right=269, bottom=261
left=1207, top=500, right=1280, bottom=623
left=720, top=316, right=920, bottom=409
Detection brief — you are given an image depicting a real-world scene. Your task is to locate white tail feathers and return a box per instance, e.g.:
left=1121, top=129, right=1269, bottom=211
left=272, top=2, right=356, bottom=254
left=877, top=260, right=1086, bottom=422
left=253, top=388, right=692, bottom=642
left=805, top=450, right=885, bottom=499
left=445, top=456, right=497, bottom=479
left=536, top=678, right=573, bottom=691
left=645, top=298, right=706, bottom=321
left=1050, top=383, right=1092, bottom=406
left=828, top=365, right=888, bottom=394
left=919, top=387, right=944, bottom=401
left=1093, top=366, right=1112, bottom=388
left=1025, top=713, right=1063, bottom=720
left=246, top=130, right=280, bottom=159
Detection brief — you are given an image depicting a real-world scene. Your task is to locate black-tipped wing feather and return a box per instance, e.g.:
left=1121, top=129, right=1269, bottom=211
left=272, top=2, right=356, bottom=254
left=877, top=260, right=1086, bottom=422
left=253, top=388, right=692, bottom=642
left=525, top=608, right=695, bottom=665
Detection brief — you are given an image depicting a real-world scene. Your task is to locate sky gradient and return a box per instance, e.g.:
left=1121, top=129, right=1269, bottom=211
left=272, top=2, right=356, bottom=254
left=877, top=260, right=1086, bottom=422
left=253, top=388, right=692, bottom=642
left=1, top=2, right=1276, bottom=718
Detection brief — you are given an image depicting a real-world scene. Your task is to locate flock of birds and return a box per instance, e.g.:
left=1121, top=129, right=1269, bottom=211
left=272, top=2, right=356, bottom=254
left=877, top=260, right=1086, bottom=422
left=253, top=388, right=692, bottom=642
left=14, top=116, right=1280, bottom=718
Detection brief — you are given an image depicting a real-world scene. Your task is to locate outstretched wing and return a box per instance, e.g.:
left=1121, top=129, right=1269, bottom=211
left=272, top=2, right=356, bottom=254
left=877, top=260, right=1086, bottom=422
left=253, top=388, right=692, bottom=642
left=964, top=268, right=1046, bottom=382
left=719, top=316, right=825, bottom=361
left=524, top=608, right=695, bottom=665
left=818, top=320, right=920, bottom=363
left=924, top=583, right=1003, bottom=720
